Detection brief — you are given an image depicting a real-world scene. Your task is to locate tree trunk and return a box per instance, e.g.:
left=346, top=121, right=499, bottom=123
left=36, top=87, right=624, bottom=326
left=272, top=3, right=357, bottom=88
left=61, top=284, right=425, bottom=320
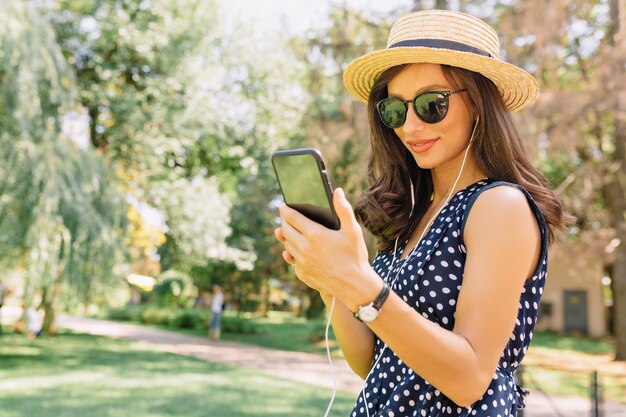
left=605, top=0, right=626, bottom=361
left=259, top=272, right=270, bottom=317
left=301, top=286, right=326, bottom=319
left=608, top=91, right=626, bottom=360
left=613, top=225, right=626, bottom=360
left=41, top=259, right=66, bottom=336
left=41, top=278, right=62, bottom=335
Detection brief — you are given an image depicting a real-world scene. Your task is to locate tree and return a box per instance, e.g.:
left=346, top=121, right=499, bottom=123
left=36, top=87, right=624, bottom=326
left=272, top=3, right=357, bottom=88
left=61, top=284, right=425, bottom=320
left=152, top=176, right=255, bottom=272
left=49, top=0, right=265, bottom=289
left=0, top=0, right=126, bottom=333
left=187, top=17, right=310, bottom=309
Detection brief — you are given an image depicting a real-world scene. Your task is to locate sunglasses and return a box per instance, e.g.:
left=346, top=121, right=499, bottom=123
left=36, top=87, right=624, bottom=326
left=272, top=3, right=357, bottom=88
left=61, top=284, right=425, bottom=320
left=376, top=89, right=467, bottom=128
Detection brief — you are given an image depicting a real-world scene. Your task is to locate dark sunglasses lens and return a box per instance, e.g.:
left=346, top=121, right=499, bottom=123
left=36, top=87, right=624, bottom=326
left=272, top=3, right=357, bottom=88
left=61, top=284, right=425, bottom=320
left=378, top=98, right=407, bottom=128
left=414, top=92, right=449, bottom=124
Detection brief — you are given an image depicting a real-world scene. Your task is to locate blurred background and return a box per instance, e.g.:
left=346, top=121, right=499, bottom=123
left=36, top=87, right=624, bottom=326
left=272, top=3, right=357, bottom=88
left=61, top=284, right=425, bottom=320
left=0, top=0, right=625, bottom=416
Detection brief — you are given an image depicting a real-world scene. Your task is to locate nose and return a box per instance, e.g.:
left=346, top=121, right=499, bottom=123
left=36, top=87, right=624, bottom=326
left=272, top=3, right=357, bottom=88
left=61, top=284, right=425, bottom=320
left=401, top=104, right=426, bottom=135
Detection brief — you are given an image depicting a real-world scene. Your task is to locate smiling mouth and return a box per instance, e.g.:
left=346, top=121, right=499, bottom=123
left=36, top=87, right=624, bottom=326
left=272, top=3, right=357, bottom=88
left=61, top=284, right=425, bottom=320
left=408, top=138, right=439, bottom=152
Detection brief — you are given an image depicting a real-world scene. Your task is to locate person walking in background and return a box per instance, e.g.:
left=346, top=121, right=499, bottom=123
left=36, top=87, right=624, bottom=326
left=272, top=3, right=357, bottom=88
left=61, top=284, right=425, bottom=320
left=209, top=285, right=224, bottom=341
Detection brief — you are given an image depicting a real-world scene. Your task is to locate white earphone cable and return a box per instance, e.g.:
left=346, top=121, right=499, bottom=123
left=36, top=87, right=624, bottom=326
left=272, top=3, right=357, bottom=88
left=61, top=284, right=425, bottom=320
left=323, top=296, right=337, bottom=417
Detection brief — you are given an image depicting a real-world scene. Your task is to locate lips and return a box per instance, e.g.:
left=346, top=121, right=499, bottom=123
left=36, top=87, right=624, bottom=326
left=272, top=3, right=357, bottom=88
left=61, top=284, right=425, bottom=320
left=407, top=138, right=439, bottom=153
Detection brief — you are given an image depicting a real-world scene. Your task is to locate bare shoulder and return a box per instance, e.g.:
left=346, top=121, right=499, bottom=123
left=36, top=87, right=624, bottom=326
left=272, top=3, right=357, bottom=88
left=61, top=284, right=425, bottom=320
left=464, top=185, right=541, bottom=276
left=465, top=185, right=536, bottom=230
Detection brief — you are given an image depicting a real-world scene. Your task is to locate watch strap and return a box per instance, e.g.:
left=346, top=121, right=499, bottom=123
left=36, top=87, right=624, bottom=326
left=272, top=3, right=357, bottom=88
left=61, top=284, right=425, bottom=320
left=372, top=284, right=391, bottom=310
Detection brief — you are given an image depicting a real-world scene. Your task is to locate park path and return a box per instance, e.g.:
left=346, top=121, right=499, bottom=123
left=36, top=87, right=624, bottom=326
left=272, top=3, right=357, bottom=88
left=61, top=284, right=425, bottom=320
left=57, top=315, right=626, bottom=417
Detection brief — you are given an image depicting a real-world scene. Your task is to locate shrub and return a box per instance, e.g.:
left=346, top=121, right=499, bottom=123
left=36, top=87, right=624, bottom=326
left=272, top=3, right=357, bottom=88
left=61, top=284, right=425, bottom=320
left=309, top=322, right=328, bottom=343
left=221, top=315, right=260, bottom=334
left=141, top=307, right=176, bottom=326
left=170, top=309, right=208, bottom=329
left=107, top=305, right=146, bottom=322
left=151, top=270, right=197, bottom=308
left=105, top=305, right=262, bottom=335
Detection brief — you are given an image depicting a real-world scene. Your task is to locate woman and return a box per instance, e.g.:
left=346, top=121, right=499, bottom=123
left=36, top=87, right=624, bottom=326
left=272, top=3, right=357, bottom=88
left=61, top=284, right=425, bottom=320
left=275, top=10, right=570, bottom=417
left=209, top=285, right=224, bottom=341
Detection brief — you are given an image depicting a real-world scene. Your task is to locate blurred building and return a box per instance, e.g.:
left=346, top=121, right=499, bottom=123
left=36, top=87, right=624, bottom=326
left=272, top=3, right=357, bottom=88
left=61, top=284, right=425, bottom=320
left=536, top=229, right=614, bottom=337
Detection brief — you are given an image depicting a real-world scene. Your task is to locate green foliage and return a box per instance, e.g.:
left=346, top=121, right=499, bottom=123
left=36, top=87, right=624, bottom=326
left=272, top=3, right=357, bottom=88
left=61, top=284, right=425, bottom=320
left=139, top=306, right=177, bottom=326
left=106, top=304, right=145, bottom=322
left=308, top=321, right=330, bottom=343
left=31, top=0, right=322, bottom=316
left=152, top=177, right=255, bottom=271
left=50, top=0, right=219, bottom=168
left=47, top=0, right=258, bottom=276
left=169, top=309, right=206, bottom=329
left=0, top=1, right=126, bottom=318
left=105, top=304, right=260, bottom=334
left=221, top=315, right=259, bottom=334
left=536, top=151, right=578, bottom=189
left=151, top=270, right=197, bottom=308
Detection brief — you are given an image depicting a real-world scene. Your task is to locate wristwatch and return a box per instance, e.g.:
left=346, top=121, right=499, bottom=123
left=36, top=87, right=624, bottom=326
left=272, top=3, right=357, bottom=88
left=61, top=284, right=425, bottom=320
left=354, top=284, right=391, bottom=323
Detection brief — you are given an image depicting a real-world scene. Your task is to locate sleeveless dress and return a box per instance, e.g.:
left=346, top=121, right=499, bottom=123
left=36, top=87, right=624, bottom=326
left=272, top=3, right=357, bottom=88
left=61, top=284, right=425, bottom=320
left=351, top=178, right=549, bottom=417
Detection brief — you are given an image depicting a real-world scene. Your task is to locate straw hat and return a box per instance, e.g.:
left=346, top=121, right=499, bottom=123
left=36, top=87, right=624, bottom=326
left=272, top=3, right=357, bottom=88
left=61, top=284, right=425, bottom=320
left=343, top=10, right=538, bottom=112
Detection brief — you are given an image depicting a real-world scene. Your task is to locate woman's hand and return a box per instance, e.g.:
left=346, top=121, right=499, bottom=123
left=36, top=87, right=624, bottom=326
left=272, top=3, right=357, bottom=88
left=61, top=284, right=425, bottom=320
left=274, top=188, right=382, bottom=311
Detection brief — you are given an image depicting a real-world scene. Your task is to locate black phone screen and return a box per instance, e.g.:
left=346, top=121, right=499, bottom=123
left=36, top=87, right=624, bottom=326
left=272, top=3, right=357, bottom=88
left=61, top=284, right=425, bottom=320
left=272, top=149, right=340, bottom=230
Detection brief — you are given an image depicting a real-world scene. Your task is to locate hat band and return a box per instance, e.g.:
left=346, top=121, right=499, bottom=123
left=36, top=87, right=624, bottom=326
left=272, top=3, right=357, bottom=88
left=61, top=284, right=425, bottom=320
left=389, top=39, right=493, bottom=58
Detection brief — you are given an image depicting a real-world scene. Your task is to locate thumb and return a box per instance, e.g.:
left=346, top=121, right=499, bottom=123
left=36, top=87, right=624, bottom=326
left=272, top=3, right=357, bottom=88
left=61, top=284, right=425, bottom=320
left=333, top=188, right=356, bottom=227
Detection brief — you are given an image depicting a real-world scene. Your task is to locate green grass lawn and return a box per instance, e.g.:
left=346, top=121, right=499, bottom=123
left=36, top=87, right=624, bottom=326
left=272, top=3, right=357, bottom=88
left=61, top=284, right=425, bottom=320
left=531, top=331, right=616, bottom=355
left=523, top=331, right=626, bottom=404
left=520, top=365, right=626, bottom=404
left=0, top=331, right=356, bottom=417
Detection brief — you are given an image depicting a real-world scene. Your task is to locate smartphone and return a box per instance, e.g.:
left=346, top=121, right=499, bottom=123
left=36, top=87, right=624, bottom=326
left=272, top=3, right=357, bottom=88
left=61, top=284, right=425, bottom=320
left=271, top=148, right=341, bottom=230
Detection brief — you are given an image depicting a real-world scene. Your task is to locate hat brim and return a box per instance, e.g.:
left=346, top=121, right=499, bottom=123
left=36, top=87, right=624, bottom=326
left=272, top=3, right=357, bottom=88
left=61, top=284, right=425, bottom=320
left=343, top=47, right=539, bottom=112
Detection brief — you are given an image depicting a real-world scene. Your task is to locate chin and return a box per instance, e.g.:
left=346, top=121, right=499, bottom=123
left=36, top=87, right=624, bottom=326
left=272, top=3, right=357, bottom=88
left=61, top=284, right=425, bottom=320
left=411, top=155, right=439, bottom=170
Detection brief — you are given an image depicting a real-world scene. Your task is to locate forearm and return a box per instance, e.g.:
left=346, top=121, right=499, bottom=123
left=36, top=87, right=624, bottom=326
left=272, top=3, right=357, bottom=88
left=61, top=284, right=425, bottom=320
left=321, top=293, right=375, bottom=380
left=367, top=292, right=493, bottom=407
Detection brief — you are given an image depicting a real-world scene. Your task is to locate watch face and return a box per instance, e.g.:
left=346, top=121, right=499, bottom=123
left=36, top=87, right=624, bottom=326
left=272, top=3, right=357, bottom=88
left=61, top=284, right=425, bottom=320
left=358, top=306, right=379, bottom=322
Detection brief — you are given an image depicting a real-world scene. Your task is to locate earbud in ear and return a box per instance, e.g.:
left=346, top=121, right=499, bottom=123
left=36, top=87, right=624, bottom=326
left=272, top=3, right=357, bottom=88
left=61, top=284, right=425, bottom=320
left=468, top=115, right=480, bottom=145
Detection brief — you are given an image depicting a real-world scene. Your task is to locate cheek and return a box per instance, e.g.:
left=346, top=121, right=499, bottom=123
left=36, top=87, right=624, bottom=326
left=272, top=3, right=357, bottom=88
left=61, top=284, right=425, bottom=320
left=443, top=108, right=473, bottom=142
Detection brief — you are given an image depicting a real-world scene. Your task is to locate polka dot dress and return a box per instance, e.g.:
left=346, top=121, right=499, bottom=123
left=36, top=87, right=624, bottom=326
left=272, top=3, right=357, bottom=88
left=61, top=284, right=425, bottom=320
left=351, top=179, right=549, bottom=417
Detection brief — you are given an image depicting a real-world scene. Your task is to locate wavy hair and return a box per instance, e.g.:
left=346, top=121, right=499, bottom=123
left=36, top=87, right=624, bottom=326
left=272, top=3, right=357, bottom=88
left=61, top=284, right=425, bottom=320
left=354, top=64, right=573, bottom=253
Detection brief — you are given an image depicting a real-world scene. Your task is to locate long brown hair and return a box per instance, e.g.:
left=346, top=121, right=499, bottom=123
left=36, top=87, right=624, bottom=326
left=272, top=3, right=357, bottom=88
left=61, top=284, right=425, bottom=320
left=354, top=64, right=574, bottom=253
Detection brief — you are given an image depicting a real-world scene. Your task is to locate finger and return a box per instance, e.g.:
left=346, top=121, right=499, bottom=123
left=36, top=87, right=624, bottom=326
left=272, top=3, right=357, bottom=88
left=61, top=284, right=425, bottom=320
left=281, top=217, right=305, bottom=248
left=274, top=227, right=285, bottom=242
left=333, top=188, right=359, bottom=230
left=282, top=250, right=295, bottom=264
left=281, top=220, right=305, bottom=261
left=282, top=235, right=300, bottom=263
left=279, top=204, right=322, bottom=235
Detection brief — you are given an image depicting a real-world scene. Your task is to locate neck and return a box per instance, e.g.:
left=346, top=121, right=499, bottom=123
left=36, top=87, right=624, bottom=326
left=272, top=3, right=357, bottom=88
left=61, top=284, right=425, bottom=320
left=429, top=156, right=487, bottom=204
